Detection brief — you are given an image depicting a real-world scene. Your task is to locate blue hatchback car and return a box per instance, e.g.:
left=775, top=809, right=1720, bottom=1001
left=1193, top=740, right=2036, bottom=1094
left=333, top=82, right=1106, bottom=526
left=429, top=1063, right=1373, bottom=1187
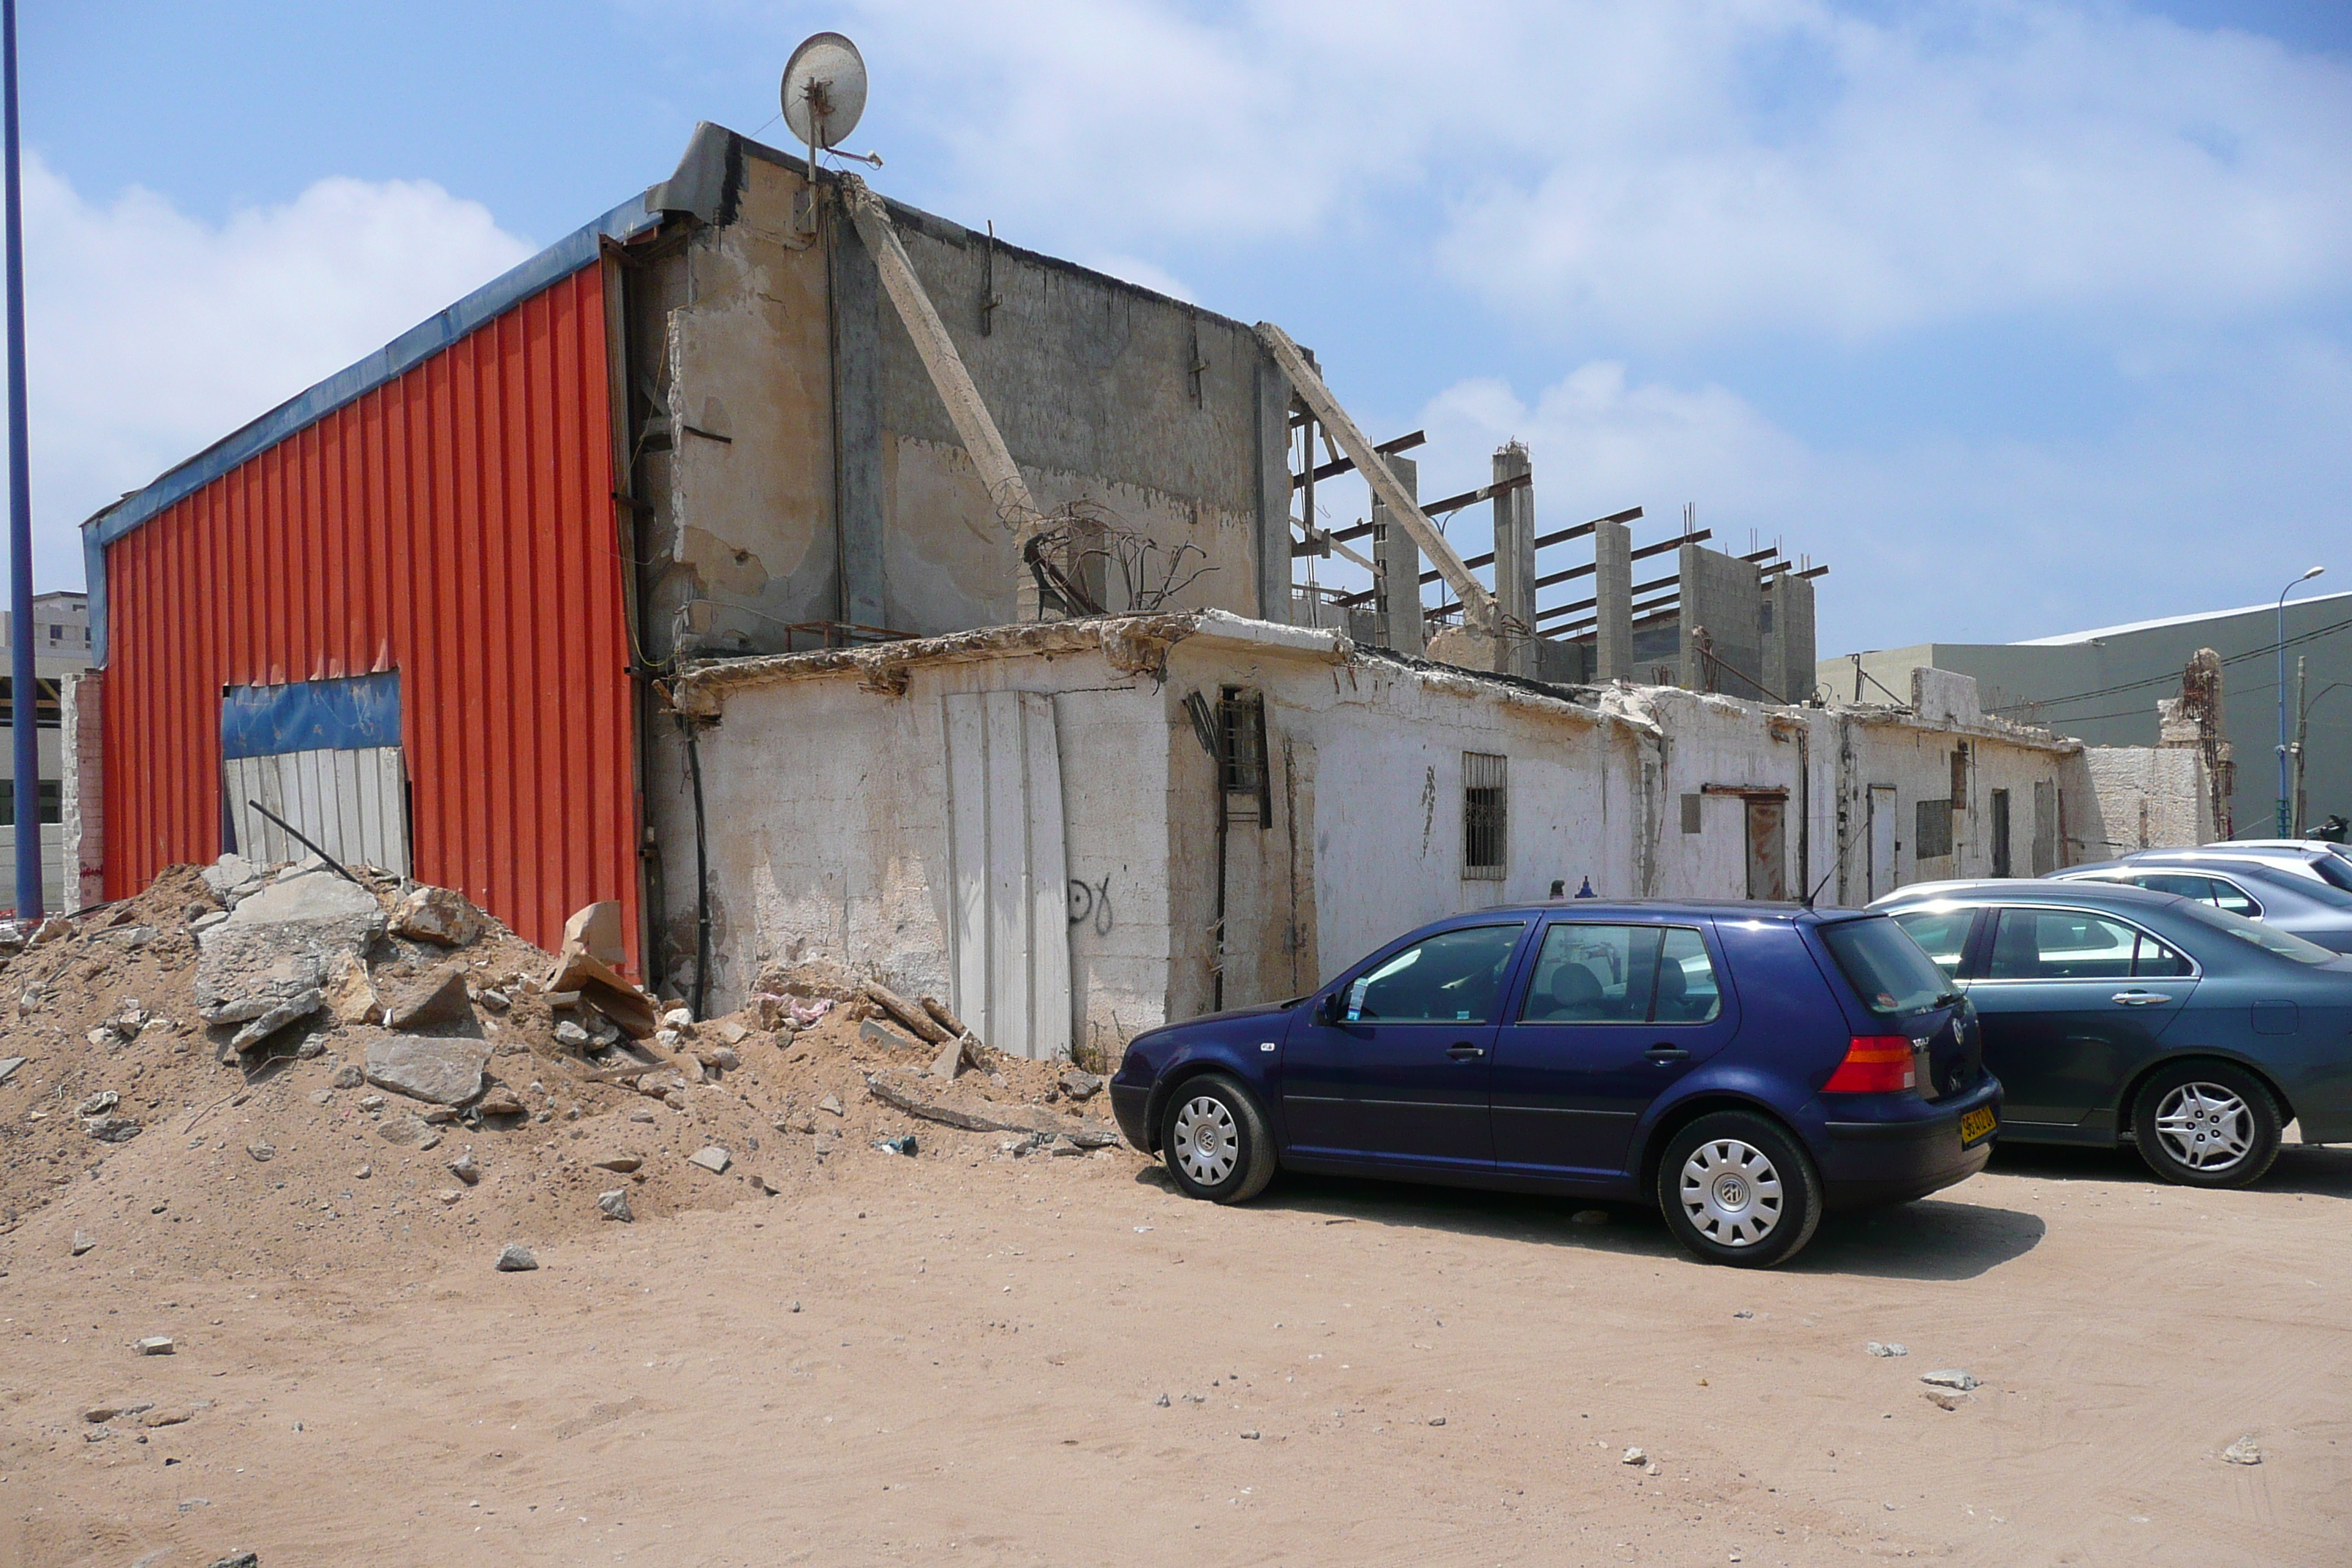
left=1109, top=902, right=2003, bottom=1267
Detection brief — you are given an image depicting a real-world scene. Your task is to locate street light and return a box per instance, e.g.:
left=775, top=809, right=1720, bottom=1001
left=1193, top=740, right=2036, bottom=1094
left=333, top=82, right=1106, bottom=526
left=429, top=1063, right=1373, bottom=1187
left=2278, top=565, right=2326, bottom=836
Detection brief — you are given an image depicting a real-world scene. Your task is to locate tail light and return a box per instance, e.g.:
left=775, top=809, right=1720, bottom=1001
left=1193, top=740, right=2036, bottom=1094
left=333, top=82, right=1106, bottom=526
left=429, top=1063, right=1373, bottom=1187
left=1825, top=1034, right=1917, bottom=1094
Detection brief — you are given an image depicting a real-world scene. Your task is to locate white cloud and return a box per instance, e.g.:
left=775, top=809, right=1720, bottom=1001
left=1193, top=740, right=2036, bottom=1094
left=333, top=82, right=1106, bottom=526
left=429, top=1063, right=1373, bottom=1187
left=851, top=0, right=2352, bottom=342
left=1413, top=338, right=2352, bottom=653
left=23, top=154, right=535, bottom=585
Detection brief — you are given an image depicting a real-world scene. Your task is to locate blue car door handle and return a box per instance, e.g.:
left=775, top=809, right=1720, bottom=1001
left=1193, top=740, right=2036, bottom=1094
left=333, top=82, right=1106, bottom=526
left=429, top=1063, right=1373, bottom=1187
left=2110, top=991, right=2173, bottom=1006
left=1447, top=1042, right=1486, bottom=1060
left=1646, top=1043, right=1690, bottom=1063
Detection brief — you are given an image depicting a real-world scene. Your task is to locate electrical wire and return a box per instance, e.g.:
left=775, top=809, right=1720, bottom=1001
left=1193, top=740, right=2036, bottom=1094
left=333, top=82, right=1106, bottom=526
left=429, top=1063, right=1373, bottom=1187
left=1984, top=609, right=2352, bottom=715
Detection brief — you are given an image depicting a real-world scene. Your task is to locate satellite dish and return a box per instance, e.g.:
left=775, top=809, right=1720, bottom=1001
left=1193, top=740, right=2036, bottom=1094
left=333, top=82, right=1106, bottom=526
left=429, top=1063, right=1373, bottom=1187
left=780, top=32, right=868, bottom=153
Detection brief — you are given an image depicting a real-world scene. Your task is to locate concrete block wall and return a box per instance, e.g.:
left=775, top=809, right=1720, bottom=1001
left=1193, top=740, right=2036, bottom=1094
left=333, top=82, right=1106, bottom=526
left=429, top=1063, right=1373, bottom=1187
left=60, top=670, right=103, bottom=913
left=2082, top=746, right=2213, bottom=852
left=1678, top=543, right=1765, bottom=699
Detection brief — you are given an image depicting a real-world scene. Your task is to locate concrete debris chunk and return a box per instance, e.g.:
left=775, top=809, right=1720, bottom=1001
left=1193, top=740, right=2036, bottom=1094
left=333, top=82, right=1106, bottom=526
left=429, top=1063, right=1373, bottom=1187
left=228, top=990, right=325, bottom=1053
left=553, top=1019, right=592, bottom=1049
left=194, top=867, right=384, bottom=1028
left=77, top=1090, right=120, bottom=1118
left=448, top=1153, right=481, bottom=1186
left=206, top=1551, right=260, bottom=1568
left=84, top=1401, right=153, bottom=1423
left=71, top=1231, right=94, bottom=1256
left=0, top=1055, right=23, bottom=1085
left=494, top=1243, right=538, bottom=1273
left=597, top=1189, right=634, bottom=1222
left=364, top=1034, right=490, bottom=1107
left=930, top=1034, right=968, bottom=1081
left=1919, top=1370, right=1978, bottom=1391
left=688, top=1146, right=732, bottom=1175
left=865, top=1071, right=1122, bottom=1147
left=30, top=915, right=75, bottom=946
left=476, top=1086, right=526, bottom=1117
left=331, top=1062, right=365, bottom=1089
left=1058, top=1069, right=1104, bottom=1101
left=860, top=979, right=951, bottom=1044
left=2222, top=1436, right=2261, bottom=1466
left=818, top=1094, right=843, bottom=1117
left=85, top=1116, right=143, bottom=1144
left=376, top=1113, right=437, bottom=1147
left=717, top=1019, right=748, bottom=1046
left=541, top=902, right=657, bottom=1038
left=321, top=951, right=380, bottom=1025
left=246, top=1139, right=276, bottom=1163
left=478, top=988, right=511, bottom=1013
left=1621, top=1447, right=1646, bottom=1465
left=1866, top=1342, right=1909, bottom=1357
left=377, top=965, right=474, bottom=1031
left=135, top=1336, right=175, bottom=1355
left=388, top=884, right=486, bottom=946
left=141, top=1406, right=193, bottom=1428
left=200, top=853, right=260, bottom=899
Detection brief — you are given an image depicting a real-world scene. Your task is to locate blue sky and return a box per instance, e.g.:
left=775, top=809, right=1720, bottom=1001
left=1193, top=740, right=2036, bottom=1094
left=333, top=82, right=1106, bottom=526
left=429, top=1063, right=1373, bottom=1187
left=18, top=1, right=2352, bottom=657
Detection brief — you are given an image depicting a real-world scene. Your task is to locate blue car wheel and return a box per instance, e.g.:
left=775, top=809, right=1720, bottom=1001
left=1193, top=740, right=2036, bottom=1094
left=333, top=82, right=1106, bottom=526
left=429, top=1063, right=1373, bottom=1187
left=1161, top=1074, right=1278, bottom=1205
left=1656, top=1112, right=1823, bottom=1268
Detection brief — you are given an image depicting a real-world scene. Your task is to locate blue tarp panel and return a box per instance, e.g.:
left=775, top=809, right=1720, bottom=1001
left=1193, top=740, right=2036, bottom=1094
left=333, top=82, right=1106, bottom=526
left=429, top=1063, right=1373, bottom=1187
left=221, top=672, right=403, bottom=761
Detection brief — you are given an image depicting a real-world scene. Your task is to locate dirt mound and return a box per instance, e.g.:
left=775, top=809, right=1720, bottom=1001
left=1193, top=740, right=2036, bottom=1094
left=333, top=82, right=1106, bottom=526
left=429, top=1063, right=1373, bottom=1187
left=0, top=863, right=1121, bottom=1281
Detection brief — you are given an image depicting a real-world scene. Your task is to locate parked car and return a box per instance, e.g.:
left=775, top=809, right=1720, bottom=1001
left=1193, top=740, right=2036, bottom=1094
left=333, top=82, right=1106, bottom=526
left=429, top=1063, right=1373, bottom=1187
left=1109, top=902, right=2002, bottom=1268
left=2196, top=840, right=2352, bottom=892
left=1873, top=879, right=2352, bottom=1188
left=2050, top=853, right=2352, bottom=953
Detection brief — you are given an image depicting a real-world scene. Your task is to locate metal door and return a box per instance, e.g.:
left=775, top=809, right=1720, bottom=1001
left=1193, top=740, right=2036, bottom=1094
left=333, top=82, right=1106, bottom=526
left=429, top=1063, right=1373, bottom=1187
left=1745, top=799, right=1787, bottom=900
left=943, top=690, right=1071, bottom=1059
left=1868, top=785, right=1899, bottom=900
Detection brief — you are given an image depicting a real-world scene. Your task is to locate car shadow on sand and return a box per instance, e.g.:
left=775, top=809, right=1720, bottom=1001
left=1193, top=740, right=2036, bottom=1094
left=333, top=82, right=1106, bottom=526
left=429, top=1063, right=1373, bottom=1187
left=1987, top=1138, right=2352, bottom=1198
left=1186, top=1169, right=2043, bottom=1282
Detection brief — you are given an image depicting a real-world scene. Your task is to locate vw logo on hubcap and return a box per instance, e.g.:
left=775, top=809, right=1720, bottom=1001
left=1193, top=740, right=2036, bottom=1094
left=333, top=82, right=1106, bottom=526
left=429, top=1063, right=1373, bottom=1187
left=1715, top=1175, right=1748, bottom=1208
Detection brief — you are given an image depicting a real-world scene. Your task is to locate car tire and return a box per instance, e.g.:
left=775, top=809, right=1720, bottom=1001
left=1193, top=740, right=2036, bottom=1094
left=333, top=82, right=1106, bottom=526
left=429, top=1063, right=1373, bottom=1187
left=1656, top=1111, right=1823, bottom=1269
left=1159, top=1074, right=1278, bottom=1205
left=2131, top=1060, right=2283, bottom=1188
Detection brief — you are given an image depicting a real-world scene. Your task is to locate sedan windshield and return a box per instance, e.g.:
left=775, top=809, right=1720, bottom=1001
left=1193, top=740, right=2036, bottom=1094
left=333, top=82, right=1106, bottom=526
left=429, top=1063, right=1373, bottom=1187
left=2169, top=899, right=2341, bottom=965
left=1821, top=916, right=1952, bottom=1017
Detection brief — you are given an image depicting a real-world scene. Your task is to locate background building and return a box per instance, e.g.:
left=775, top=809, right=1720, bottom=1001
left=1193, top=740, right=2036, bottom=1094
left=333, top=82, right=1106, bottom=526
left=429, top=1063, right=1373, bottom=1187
left=0, top=591, right=96, bottom=913
left=1825, top=590, right=2352, bottom=841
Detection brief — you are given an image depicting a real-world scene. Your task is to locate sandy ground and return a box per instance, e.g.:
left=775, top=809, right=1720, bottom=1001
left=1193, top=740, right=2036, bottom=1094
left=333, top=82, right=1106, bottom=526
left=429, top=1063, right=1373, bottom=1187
left=4, top=1117, right=2347, bottom=1567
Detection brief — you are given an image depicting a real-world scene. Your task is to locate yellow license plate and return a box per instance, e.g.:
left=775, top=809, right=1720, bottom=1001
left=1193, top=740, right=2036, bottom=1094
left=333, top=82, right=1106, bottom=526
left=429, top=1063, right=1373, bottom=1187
left=1959, top=1107, right=1997, bottom=1147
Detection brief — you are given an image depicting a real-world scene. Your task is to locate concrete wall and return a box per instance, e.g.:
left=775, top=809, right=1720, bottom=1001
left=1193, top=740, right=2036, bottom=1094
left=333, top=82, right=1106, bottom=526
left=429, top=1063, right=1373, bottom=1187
left=632, top=131, right=1289, bottom=667
left=60, top=671, right=103, bottom=913
left=666, top=614, right=2095, bottom=1052
left=2083, top=747, right=2215, bottom=852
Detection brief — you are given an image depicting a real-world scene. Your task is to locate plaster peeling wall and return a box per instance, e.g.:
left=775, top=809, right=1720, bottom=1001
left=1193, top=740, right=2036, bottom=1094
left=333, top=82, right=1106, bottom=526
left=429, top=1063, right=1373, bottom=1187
left=2083, top=747, right=2213, bottom=852
left=1833, top=711, right=2089, bottom=900
left=663, top=646, right=1174, bottom=1047
left=640, top=136, right=1289, bottom=660
left=886, top=437, right=1260, bottom=633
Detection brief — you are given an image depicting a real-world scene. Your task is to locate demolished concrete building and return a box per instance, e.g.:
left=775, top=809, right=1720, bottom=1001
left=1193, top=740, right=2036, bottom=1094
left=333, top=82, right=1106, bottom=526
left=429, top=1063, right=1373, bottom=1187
left=64, top=120, right=2204, bottom=1060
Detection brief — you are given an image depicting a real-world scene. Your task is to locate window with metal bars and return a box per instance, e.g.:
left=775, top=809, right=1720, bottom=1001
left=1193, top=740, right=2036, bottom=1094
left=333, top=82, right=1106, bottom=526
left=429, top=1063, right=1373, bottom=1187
left=1463, top=752, right=1507, bottom=880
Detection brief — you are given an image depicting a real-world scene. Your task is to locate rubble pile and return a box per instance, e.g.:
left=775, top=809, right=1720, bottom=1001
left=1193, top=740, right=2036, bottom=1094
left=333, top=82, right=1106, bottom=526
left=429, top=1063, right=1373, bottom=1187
left=0, top=858, right=1125, bottom=1271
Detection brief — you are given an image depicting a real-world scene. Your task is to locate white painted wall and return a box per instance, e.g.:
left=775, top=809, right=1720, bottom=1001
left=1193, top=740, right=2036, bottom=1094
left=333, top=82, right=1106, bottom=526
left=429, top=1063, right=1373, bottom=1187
left=669, top=613, right=2106, bottom=1052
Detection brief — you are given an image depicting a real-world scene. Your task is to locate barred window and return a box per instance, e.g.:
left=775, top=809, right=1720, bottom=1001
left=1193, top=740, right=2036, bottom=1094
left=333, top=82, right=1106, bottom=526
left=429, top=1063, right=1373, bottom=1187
left=1463, top=752, right=1507, bottom=880
left=1915, top=797, right=1954, bottom=859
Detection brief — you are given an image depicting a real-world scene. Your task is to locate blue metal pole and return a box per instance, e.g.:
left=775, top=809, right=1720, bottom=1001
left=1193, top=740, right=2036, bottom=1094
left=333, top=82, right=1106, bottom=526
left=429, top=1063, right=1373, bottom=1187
left=1, top=0, right=39, bottom=922
left=2278, top=586, right=2291, bottom=838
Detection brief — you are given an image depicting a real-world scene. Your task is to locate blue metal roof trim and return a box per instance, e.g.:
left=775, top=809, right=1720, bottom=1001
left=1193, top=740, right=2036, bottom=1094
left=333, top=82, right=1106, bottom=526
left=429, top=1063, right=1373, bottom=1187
left=84, top=190, right=660, bottom=556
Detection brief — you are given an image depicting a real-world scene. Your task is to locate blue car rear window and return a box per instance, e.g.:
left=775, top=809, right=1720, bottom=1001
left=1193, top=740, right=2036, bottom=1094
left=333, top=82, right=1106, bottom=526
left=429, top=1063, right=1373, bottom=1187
left=1821, top=917, right=1950, bottom=1017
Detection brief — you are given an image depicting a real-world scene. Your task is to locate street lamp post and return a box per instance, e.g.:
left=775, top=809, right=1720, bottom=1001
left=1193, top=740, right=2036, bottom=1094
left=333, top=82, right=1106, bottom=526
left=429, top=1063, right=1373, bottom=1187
left=2277, top=565, right=2326, bottom=837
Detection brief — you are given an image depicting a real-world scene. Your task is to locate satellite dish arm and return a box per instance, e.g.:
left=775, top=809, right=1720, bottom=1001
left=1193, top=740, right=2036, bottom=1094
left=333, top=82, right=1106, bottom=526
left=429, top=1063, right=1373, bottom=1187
left=1256, top=322, right=1494, bottom=631
left=837, top=174, right=1041, bottom=546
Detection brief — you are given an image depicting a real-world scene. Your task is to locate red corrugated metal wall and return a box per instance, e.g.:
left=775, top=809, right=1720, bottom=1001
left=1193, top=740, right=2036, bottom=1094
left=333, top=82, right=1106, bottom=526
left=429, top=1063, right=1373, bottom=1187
left=101, top=264, right=638, bottom=968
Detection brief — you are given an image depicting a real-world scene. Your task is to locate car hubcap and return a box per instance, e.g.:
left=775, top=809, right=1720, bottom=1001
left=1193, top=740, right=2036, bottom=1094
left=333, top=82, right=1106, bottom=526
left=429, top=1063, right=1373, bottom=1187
left=1678, top=1138, right=1783, bottom=1248
left=2152, top=1082, right=2255, bottom=1171
left=1172, top=1096, right=1239, bottom=1186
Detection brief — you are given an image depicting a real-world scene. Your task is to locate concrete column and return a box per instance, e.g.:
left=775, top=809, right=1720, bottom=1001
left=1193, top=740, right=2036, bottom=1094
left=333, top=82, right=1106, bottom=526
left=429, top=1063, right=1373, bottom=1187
left=1593, top=513, right=1634, bottom=681
left=1491, top=442, right=1535, bottom=677
left=1765, top=570, right=1817, bottom=704
left=1254, top=356, right=1294, bottom=625
left=59, top=671, right=102, bottom=913
left=828, top=214, right=887, bottom=629
left=1373, top=453, right=1422, bottom=655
